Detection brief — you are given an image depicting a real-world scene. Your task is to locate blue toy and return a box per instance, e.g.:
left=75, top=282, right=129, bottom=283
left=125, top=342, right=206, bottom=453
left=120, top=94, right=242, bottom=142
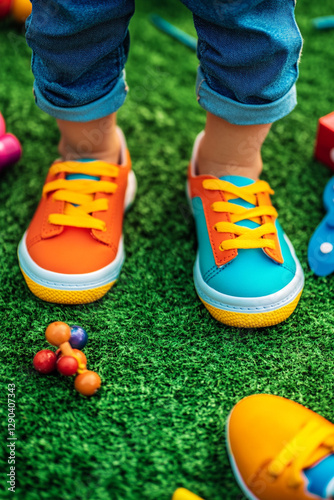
left=308, top=177, right=334, bottom=276
left=313, top=16, right=334, bottom=30
left=69, top=325, right=88, bottom=350
left=151, top=15, right=197, bottom=51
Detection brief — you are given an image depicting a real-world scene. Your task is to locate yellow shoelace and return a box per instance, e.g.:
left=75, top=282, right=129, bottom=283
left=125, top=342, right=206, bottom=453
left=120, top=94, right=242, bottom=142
left=268, top=421, right=334, bottom=487
left=203, top=179, right=278, bottom=251
left=43, top=161, right=119, bottom=231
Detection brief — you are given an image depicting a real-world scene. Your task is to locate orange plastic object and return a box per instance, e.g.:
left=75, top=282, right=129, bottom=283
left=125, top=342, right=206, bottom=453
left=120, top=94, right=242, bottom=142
left=59, top=341, right=74, bottom=357
left=74, top=371, right=101, bottom=396
left=11, top=0, right=32, bottom=22
left=45, top=321, right=71, bottom=346
left=227, top=394, right=334, bottom=500
left=315, top=111, right=334, bottom=171
left=57, top=355, right=78, bottom=376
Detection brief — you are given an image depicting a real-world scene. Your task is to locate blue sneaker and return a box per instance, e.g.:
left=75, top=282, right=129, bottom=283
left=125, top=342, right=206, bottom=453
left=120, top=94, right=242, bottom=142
left=187, top=133, right=304, bottom=328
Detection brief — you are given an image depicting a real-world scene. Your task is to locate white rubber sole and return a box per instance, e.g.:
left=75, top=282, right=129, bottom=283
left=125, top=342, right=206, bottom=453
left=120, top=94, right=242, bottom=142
left=194, top=233, right=304, bottom=315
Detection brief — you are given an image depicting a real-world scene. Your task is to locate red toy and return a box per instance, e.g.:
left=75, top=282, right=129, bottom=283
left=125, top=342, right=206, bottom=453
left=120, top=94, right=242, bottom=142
left=57, top=356, right=79, bottom=376
left=0, top=0, right=12, bottom=19
left=33, top=349, right=57, bottom=374
left=0, top=112, right=22, bottom=173
left=33, top=322, right=101, bottom=396
left=314, top=111, right=334, bottom=170
left=0, top=0, right=32, bottom=22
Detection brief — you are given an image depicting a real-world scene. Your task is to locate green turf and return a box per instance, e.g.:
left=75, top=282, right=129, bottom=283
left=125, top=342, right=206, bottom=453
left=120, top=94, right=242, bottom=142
left=1, top=1, right=334, bottom=499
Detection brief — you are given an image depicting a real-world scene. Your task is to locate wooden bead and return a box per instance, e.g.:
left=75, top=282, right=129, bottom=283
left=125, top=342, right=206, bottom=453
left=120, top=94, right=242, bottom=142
left=75, top=371, right=101, bottom=396
left=45, top=322, right=71, bottom=347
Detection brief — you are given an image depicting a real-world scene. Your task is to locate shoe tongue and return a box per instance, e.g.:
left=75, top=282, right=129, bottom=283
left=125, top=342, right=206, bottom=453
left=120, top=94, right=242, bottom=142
left=219, top=175, right=255, bottom=188
left=219, top=175, right=258, bottom=229
left=66, top=158, right=99, bottom=181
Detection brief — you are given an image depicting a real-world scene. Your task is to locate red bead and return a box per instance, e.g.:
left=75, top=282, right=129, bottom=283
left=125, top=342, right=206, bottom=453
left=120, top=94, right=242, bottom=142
left=33, top=350, right=57, bottom=374
left=57, top=356, right=78, bottom=376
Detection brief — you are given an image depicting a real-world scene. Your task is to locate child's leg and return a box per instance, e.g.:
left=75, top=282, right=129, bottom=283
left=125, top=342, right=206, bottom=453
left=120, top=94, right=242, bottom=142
left=19, top=0, right=136, bottom=305
left=197, top=114, right=271, bottom=179
left=184, top=0, right=304, bottom=328
left=26, top=0, right=134, bottom=162
left=182, top=0, right=302, bottom=179
left=57, top=115, right=121, bottom=163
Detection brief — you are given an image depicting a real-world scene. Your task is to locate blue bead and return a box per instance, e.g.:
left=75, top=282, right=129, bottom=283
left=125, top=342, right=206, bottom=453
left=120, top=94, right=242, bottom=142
left=69, top=325, right=88, bottom=350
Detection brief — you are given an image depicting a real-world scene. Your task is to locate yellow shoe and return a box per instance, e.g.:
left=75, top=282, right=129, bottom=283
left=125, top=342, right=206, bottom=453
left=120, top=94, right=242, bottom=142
left=172, top=488, right=204, bottom=500
left=226, top=394, right=334, bottom=499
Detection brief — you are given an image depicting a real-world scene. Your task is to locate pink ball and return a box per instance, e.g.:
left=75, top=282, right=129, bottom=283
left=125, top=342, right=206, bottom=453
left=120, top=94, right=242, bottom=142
left=0, top=133, right=22, bottom=172
left=0, top=113, right=5, bottom=137
left=33, top=350, right=57, bottom=374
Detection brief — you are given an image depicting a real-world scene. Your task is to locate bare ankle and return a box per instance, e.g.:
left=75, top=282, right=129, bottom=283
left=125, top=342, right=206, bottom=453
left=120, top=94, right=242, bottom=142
left=57, top=113, right=121, bottom=164
left=197, top=150, right=263, bottom=180
left=196, top=112, right=271, bottom=180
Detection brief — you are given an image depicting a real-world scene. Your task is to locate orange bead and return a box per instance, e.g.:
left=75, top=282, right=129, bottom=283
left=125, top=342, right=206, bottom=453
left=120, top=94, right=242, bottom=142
left=72, top=349, right=87, bottom=366
left=45, top=322, right=71, bottom=347
left=74, top=371, right=101, bottom=396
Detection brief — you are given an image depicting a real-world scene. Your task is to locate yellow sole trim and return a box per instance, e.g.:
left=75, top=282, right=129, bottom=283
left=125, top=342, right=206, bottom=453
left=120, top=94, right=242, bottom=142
left=21, top=269, right=116, bottom=305
left=201, top=290, right=303, bottom=328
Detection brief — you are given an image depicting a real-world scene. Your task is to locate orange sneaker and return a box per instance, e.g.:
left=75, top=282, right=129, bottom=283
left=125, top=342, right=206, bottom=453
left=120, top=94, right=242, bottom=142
left=227, top=394, right=334, bottom=500
left=18, top=128, right=136, bottom=304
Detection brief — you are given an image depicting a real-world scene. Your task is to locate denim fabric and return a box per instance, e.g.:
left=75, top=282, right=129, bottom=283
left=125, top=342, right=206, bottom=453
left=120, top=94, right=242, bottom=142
left=196, top=67, right=298, bottom=125
left=25, top=0, right=134, bottom=121
left=26, top=0, right=302, bottom=124
left=183, top=0, right=303, bottom=124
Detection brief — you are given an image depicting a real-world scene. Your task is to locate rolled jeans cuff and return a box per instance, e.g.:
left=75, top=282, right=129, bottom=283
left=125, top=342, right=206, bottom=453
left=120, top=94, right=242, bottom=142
left=196, top=67, right=297, bottom=126
left=33, top=71, right=128, bottom=122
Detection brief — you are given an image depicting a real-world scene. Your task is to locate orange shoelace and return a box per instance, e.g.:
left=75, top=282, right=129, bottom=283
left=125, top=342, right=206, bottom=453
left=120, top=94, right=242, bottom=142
left=203, top=179, right=278, bottom=251
left=43, top=161, right=119, bottom=231
left=268, top=420, right=334, bottom=487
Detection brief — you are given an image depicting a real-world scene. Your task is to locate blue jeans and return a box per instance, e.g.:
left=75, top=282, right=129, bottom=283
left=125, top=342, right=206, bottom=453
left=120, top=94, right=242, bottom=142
left=25, top=0, right=302, bottom=125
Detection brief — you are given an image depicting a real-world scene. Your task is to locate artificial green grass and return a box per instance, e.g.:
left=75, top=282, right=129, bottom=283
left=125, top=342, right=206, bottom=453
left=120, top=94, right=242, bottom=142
left=0, top=1, right=334, bottom=499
